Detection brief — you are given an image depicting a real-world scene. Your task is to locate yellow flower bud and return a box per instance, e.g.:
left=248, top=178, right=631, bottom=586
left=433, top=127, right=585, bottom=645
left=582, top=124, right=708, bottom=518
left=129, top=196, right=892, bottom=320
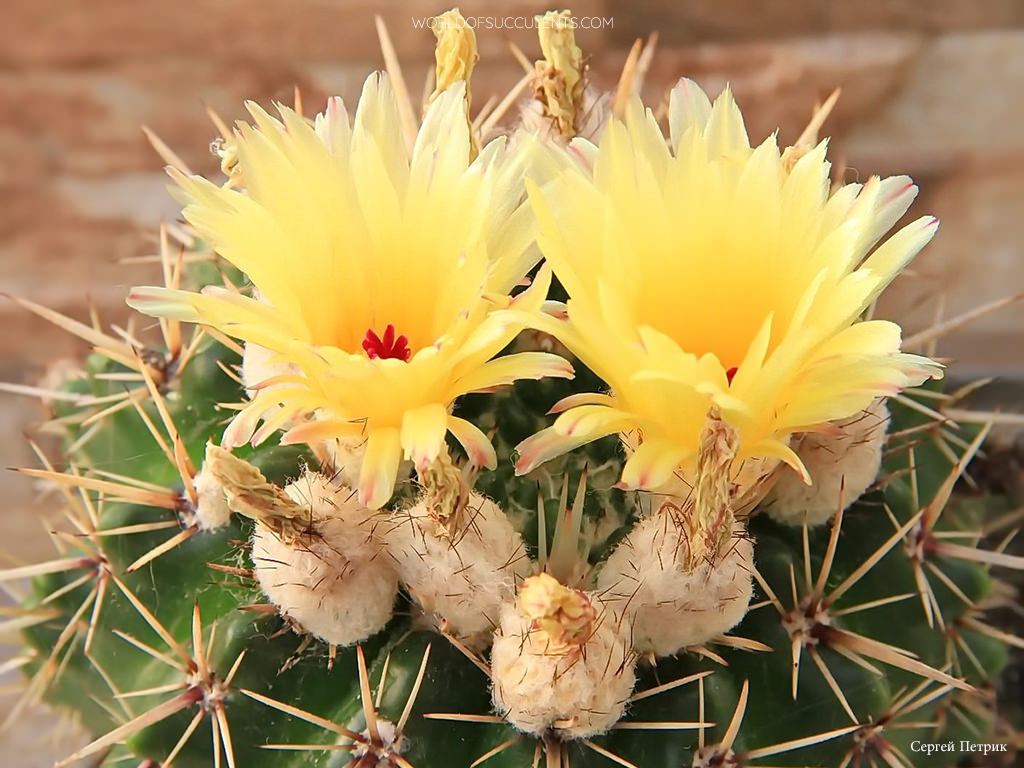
left=519, top=572, right=596, bottom=650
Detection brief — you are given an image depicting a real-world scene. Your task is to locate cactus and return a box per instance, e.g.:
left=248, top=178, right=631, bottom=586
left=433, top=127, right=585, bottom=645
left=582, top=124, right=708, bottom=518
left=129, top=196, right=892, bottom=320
left=6, top=9, right=1021, bottom=768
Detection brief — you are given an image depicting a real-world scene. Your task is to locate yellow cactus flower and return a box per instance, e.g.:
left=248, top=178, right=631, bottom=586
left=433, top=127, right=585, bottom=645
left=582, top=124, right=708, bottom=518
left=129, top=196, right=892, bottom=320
left=129, top=74, right=571, bottom=509
left=515, top=78, right=941, bottom=492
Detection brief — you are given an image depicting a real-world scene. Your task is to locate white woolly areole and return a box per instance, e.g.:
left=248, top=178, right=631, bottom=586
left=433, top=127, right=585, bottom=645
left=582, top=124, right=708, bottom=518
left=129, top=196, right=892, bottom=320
left=251, top=521, right=397, bottom=647
left=353, top=719, right=403, bottom=761
left=597, top=518, right=754, bottom=656
left=490, top=597, right=636, bottom=739
left=764, top=399, right=889, bottom=526
left=385, top=492, right=529, bottom=647
left=249, top=471, right=396, bottom=646
left=192, top=462, right=232, bottom=531
left=284, top=471, right=384, bottom=562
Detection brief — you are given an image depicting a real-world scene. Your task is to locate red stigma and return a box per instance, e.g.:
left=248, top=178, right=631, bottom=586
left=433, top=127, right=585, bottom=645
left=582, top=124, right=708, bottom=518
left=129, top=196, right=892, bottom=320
left=726, top=367, right=738, bottom=385
left=362, top=324, right=411, bottom=362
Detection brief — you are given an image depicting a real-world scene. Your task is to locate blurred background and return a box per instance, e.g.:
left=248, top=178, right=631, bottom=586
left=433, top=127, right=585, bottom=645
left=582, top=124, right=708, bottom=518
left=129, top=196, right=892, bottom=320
left=1, top=1, right=1022, bottom=763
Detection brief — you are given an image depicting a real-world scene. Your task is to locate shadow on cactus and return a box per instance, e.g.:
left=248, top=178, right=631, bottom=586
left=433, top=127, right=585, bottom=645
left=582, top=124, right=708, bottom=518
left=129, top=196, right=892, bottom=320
left=5, top=8, right=1022, bottom=768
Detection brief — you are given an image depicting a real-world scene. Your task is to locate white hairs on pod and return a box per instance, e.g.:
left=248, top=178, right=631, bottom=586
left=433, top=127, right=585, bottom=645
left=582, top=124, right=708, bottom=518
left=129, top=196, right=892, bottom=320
left=252, top=520, right=397, bottom=647
left=385, top=491, right=529, bottom=648
left=597, top=515, right=754, bottom=656
left=764, top=399, right=889, bottom=526
left=191, top=461, right=233, bottom=531
left=490, top=581, right=636, bottom=739
left=250, top=470, right=397, bottom=646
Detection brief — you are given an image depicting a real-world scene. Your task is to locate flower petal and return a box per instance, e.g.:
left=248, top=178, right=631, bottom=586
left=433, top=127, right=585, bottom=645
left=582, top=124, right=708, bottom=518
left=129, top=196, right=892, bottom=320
left=619, top=439, right=690, bottom=491
left=447, top=415, right=498, bottom=470
left=453, top=352, right=572, bottom=396
left=358, top=427, right=403, bottom=509
left=400, top=403, right=450, bottom=472
left=515, top=427, right=601, bottom=476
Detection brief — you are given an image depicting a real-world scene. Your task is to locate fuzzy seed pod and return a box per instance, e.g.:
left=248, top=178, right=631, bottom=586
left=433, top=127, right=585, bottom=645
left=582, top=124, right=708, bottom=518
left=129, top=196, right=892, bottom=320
left=252, top=519, right=398, bottom=647
left=385, top=489, right=529, bottom=647
left=597, top=513, right=754, bottom=656
left=598, top=408, right=755, bottom=656
left=490, top=574, right=636, bottom=739
left=227, top=467, right=399, bottom=647
left=764, top=399, right=889, bottom=526
left=284, top=471, right=387, bottom=560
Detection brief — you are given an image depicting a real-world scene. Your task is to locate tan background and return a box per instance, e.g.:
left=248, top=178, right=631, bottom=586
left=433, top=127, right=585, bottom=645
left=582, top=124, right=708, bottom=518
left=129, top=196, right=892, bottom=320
left=1, top=2, right=1023, bottom=763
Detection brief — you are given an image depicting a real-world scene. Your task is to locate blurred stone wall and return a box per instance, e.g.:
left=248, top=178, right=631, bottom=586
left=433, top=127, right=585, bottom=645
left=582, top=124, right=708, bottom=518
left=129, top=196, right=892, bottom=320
left=2, top=0, right=1024, bottom=561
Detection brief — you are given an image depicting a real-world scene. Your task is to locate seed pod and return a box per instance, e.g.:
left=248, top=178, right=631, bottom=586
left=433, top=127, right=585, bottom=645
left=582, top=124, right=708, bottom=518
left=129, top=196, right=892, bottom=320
left=385, top=479, right=529, bottom=647
left=204, top=445, right=397, bottom=646
left=250, top=471, right=397, bottom=646
left=598, top=409, right=754, bottom=655
left=597, top=512, right=754, bottom=655
left=490, top=574, right=636, bottom=739
left=764, top=399, right=889, bottom=526
left=251, top=516, right=397, bottom=647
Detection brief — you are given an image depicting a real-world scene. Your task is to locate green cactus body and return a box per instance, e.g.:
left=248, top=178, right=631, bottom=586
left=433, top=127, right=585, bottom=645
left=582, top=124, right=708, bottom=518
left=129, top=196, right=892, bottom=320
left=13, top=321, right=1013, bottom=768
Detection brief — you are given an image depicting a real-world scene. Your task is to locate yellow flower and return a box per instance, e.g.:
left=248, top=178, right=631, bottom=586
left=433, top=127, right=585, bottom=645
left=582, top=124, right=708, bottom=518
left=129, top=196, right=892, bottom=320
left=515, top=79, right=941, bottom=492
left=129, top=74, right=571, bottom=509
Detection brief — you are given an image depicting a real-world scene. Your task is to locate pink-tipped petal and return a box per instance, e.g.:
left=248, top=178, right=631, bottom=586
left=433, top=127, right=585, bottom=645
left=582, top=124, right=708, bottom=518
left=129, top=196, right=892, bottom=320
left=447, top=415, right=498, bottom=470
left=553, top=405, right=631, bottom=440
left=547, top=392, right=616, bottom=415
left=357, top=427, right=403, bottom=509
left=747, top=439, right=811, bottom=485
left=619, top=439, right=689, bottom=491
left=453, top=352, right=573, bottom=396
left=514, top=427, right=591, bottom=476
left=223, top=406, right=262, bottom=448
left=400, top=403, right=449, bottom=472
left=126, top=286, right=204, bottom=323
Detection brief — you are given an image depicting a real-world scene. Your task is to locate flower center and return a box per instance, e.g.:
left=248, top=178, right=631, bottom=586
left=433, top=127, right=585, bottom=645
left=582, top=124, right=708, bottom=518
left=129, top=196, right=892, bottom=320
left=362, top=324, right=411, bottom=361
